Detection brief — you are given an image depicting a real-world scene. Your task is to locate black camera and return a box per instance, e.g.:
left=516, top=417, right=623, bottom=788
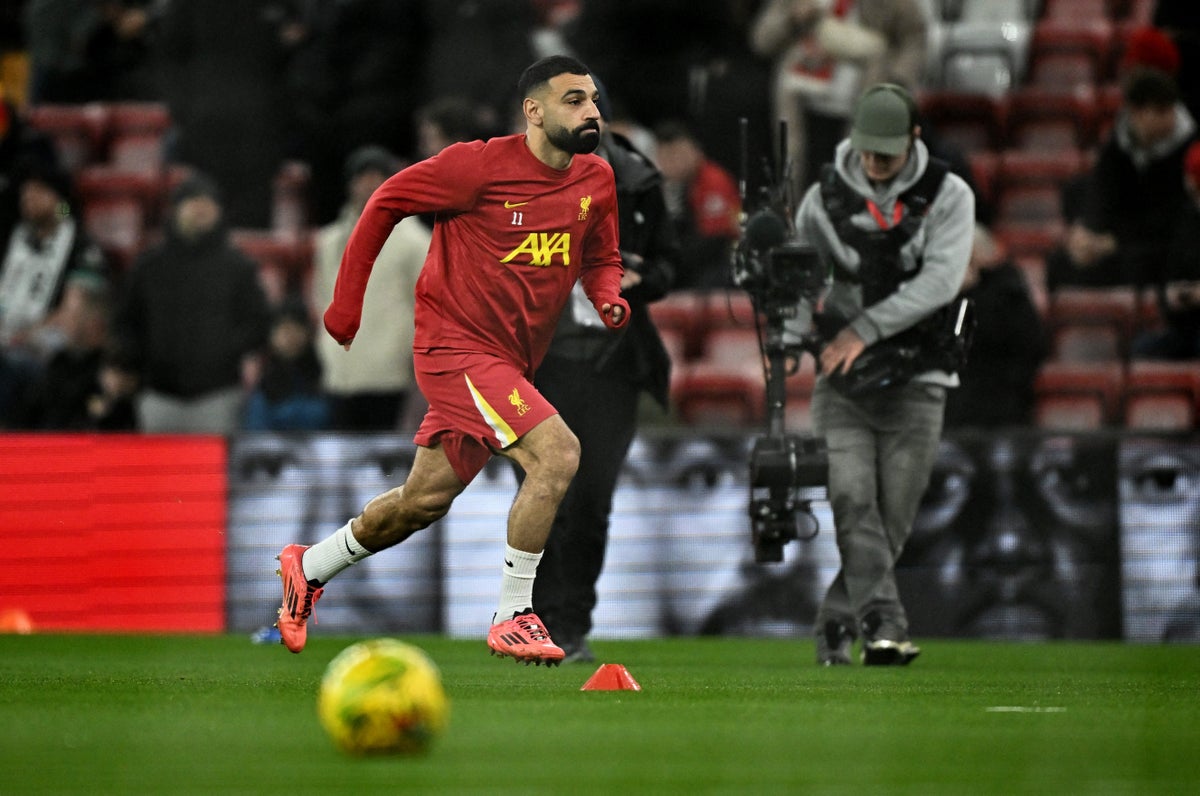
left=748, top=434, right=828, bottom=562
left=731, top=210, right=825, bottom=317
left=731, top=118, right=831, bottom=563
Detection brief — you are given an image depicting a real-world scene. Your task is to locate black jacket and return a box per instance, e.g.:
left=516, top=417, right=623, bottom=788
left=543, top=131, right=680, bottom=408
left=115, top=224, right=271, bottom=398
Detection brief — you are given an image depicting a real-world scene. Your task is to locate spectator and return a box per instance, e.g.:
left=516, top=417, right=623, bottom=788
left=0, top=160, right=108, bottom=426
left=310, top=145, right=430, bottom=431
left=0, top=97, right=58, bottom=241
left=17, top=270, right=123, bottom=429
left=1045, top=174, right=1124, bottom=291
left=944, top=225, right=1048, bottom=429
left=114, top=172, right=271, bottom=433
left=1078, top=67, right=1197, bottom=289
left=414, top=95, right=494, bottom=162
left=243, top=299, right=330, bottom=431
left=750, top=0, right=928, bottom=193
left=1131, top=139, right=1200, bottom=361
left=654, top=120, right=741, bottom=289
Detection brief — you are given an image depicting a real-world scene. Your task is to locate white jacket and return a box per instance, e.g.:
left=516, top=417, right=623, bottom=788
left=311, top=208, right=431, bottom=394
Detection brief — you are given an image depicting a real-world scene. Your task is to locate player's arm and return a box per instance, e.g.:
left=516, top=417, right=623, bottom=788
left=324, top=144, right=482, bottom=346
left=580, top=184, right=629, bottom=329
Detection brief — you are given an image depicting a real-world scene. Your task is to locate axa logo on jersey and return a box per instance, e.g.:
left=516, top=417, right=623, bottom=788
left=500, top=232, right=572, bottom=267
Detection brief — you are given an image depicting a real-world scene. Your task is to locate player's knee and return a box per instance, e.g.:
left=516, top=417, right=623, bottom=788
left=408, top=490, right=454, bottom=529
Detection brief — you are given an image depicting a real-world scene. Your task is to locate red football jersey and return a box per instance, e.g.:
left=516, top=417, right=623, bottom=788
left=325, top=134, right=624, bottom=375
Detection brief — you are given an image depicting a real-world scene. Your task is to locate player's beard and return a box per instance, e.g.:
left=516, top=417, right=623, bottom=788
left=548, top=120, right=601, bottom=155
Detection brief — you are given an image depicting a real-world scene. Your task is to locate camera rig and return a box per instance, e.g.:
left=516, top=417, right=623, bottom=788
left=730, top=119, right=829, bottom=563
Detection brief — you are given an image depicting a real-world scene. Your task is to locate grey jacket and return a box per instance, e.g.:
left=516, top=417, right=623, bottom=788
left=786, top=138, right=974, bottom=386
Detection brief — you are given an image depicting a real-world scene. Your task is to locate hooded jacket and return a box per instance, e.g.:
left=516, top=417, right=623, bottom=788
left=543, top=131, right=679, bottom=407
left=787, top=137, right=975, bottom=386
left=116, top=221, right=271, bottom=398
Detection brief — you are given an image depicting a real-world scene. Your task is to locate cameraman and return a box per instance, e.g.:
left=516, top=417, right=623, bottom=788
left=785, top=84, right=974, bottom=665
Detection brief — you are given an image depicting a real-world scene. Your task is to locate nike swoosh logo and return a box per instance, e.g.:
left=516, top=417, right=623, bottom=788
left=504, top=200, right=529, bottom=208
left=504, top=559, right=514, bottom=568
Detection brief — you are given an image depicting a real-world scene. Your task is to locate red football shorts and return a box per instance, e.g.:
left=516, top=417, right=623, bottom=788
left=412, top=349, right=558, bottom=483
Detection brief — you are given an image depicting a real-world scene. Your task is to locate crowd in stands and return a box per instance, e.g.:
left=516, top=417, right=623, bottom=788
left=1, top=0, right=1198, bottom=435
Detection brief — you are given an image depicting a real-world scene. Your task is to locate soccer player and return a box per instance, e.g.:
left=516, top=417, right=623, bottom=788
left=274, top=55, right=628, bottom=664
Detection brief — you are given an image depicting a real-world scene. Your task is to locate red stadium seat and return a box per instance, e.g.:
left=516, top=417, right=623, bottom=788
left=25, top=103, right=111, bottom=173
left=1040, top=0, right=1111, bottom=21
left=918, top=91, right=1009, bottom=152
left=674, top=365, right=765, bottom=428
left=1006, top=87, right=1099, bottom=151
left=1052, top=323, right=1123, bottom=362
left=1033, top=360, right=1124, bottom=428
left=106, top=102, right=172, bottom=137
left=1122, top=361, right=1200, bottom=429
left=82, top=195, right=145, bottom=270
left=1123, top=393, right=1195, bottom=430
left=1030, top=18, right=1115, bottom=84
left=648, top=290, right=708, bottom=361
left=229, top=228, right=312, bottom=304
left=1046, top=287, right=1137, bottom=362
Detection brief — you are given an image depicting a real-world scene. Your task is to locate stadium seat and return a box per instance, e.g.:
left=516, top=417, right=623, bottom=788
left=702, top=327, right=764, bottom=368
left=673, top=366, right=765, bottom=428
left=951, top=0, right=1037, bottom=23
left=701, top=290, right=758, bottom=332
left=997, top=147, right=1089, bottom=188
left=1051, top=323, right=1123, bottom=362
left=1027, top=51, right=1099, bottom=90
left=1030, top=18, right=1115, bottom=84
left=82, top=195, right=145, bottom=270
left=648, top=290, right=708, bottom=360
left=1033, top=360, right=1124, bottom=428
left=1123, top=392, right=1196, bottom=430
left=25, top=103, right=111, bottom=173
left=106, top=102, right=172, bottom=138
left=1006, top=87, right=1099, bottom=151
left=108, top=132, right=165, bottom=175
left=1122, top=361, right=1200, bottom=430
left=941, top=50, right=1018, bottom=97
left=229, top=229, right=311, bottom=304
left=1047, top=286, right=1137, bottom=346
left=1040, top=0, right=1111, bottom=21
left=967, top=150, right=1000, bottom=209
left=919, top=91, right=1009, bottom=152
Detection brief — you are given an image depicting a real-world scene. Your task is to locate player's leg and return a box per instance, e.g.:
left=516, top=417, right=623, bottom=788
left=276, top=443, right=465, bottom=653
left=485, top=414, right=580, bottom=665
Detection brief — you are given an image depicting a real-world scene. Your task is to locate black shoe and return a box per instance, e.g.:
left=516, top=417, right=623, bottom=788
left=861, top=638, right=921, bottom=666
left=816, top=620, right=854, bottom=666
left=560, top=638, right=596, bottom=664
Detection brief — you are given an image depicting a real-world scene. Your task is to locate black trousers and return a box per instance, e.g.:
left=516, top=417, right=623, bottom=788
left=530, top=354, right=640, bottom=644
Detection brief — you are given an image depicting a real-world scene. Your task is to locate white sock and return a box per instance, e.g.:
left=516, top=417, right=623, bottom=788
left=494, top=545, right=542, bottom=624
left=301, top=520, right=372, bottom=585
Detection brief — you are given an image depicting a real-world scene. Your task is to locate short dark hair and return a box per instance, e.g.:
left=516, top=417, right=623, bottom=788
left=1123, top=66, right=1180, bottom=109
left=517, top=55, right=591, bottom=100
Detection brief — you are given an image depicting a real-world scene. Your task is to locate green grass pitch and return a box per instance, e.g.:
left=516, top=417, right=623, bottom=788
left=1, top=634, right=1198, bottom=794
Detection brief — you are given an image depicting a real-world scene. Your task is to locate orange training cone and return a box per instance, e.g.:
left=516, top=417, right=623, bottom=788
left=581, top=663, right=642, bottom=691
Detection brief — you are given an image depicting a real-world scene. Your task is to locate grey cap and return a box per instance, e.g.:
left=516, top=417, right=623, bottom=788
left=344, top=145, right=400, bottom=181
left=849, top=84, right=916, bottom=156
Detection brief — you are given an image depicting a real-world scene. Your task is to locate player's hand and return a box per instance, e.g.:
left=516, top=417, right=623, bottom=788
left=342, top=339, right=354, bottom=351
left=601, top=299, right=629, bottom=329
